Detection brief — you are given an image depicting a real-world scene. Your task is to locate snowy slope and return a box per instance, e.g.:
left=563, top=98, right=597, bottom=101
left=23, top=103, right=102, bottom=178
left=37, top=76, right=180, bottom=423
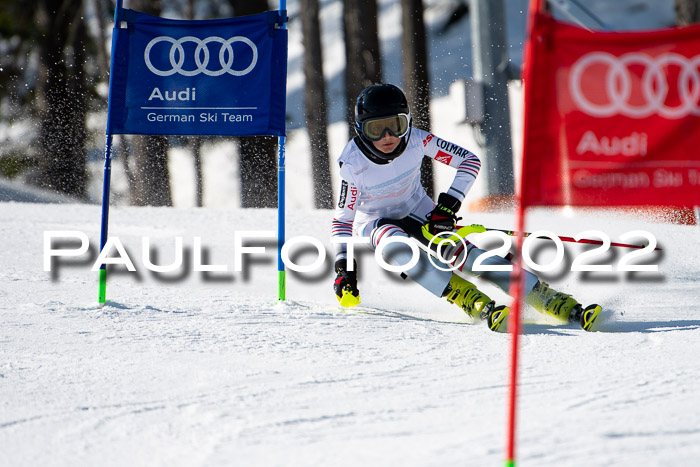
left=1, top=202, right=699, bottom=466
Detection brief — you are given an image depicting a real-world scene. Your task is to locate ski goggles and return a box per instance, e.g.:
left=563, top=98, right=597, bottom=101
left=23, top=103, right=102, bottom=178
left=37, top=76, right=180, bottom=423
left=360, top=114, right=410, bottom=141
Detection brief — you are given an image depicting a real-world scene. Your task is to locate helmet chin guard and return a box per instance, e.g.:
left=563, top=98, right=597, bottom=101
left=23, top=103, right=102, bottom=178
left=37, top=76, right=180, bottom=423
left=354, top=84, right=412, bottom=163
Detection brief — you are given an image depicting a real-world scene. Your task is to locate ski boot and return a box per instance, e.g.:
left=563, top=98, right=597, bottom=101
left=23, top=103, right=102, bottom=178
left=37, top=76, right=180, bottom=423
left=444, top=275, right=509, bottom=332
left=526, top=281, right=601, bottom=331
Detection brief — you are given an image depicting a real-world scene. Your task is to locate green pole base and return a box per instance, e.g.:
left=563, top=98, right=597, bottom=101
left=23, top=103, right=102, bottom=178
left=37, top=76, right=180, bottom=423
left=98, top=268, right=107, bottom=304
left=278, top=270, right=286, bottom=301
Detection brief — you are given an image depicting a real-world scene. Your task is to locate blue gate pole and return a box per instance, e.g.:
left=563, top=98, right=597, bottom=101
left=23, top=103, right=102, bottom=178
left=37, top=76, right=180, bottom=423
left=98, top=0, right=123, bottom=305
left=277, top=0, right=288, bottom=301
left=277, top=135, right=286, bottom=301
left=98, top=134, right=113, bottom=305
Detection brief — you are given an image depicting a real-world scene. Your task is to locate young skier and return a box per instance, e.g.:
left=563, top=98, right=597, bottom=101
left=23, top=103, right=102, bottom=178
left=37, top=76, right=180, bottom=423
left=331, top=83, right=602, bottom=332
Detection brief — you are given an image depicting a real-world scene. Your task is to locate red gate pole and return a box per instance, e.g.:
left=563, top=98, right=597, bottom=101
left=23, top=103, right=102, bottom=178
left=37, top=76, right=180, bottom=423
left=505, top=201, right=526, bottom=467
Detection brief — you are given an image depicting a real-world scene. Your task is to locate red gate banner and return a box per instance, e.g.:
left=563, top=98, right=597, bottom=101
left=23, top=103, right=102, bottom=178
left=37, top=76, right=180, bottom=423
left=521, top=5, right=700, bottom=208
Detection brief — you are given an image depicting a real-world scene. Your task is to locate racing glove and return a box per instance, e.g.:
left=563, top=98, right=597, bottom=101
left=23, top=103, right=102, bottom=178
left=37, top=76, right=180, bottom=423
left=425, top=192, right=462, bottom=235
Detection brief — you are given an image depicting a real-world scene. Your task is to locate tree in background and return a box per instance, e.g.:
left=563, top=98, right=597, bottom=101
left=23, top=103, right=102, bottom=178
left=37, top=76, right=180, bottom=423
left=228, top=0, right=278, bottom=208
left=300, top=0, right=333, bottom=209
left=675, top=0, right=700, bottom=24
left=343, top=0, right=382, bottom=139
left=401, top=0, right=433, bottom=198
left=0, top=0, right=39, bottom=179
left=33, top=0, right=89, bottom=199
left=89, top=0, right=112, bottom=82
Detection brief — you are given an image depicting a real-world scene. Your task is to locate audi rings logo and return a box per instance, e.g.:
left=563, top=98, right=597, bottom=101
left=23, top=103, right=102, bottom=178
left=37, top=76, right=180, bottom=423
left=569, top=52, right=700, bottom=119
left=144, top=36, right=258, bottom=77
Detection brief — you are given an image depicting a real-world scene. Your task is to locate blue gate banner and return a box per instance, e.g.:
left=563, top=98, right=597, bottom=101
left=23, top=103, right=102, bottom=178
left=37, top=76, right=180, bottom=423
left=108, top=9, right=287, bottom=136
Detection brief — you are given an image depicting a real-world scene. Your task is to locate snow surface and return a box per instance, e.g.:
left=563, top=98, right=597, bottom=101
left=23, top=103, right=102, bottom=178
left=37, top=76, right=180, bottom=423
left=2, top=203, right=700, bottom=466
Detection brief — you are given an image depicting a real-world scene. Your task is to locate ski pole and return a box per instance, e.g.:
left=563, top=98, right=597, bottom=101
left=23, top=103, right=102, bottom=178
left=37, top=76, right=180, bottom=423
left=455, top=225, right=661, bottom=250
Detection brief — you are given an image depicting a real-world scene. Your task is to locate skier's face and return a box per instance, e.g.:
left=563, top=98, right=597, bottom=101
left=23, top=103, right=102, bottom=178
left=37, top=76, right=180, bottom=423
left=372, top=133, right=401, bottom=154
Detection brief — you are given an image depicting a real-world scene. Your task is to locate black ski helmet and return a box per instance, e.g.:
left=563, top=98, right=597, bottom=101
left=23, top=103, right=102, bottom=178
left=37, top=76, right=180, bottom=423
left=354, top=84, right=412, bottom=163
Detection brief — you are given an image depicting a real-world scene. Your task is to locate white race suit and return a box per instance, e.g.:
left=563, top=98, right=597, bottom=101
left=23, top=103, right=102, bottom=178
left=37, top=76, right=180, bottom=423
left=331, top=127, right=539, bottom=298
